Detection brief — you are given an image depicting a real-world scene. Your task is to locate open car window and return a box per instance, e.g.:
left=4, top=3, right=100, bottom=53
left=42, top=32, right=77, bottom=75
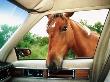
left=15, top=9, right=109, bottom=60
left=0, top=0, right=28, bottom=48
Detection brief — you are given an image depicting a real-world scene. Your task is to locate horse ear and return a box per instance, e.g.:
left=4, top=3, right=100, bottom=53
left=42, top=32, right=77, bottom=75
left=47, top=14, right=52, bottom=19
left=64, top=12, right=74, bottom=17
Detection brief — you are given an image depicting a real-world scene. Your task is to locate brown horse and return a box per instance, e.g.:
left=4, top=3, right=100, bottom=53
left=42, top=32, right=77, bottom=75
left=46, top=12, right=99, bottom=70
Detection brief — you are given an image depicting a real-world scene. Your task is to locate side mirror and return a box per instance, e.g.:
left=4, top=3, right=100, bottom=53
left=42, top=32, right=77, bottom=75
left=14, top=48, right=31, bottom=59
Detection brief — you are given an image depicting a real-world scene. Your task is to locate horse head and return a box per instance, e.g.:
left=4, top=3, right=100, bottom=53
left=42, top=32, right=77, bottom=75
left=46, top=12, right=74, bottom=70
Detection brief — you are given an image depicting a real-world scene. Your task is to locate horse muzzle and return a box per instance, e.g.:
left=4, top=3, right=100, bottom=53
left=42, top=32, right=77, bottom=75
left=46, top=58, right=63, bottom=71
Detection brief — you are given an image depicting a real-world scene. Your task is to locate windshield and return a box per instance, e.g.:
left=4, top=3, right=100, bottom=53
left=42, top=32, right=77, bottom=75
left=16, top=9, right=109, bottom=60
left=0, top=0, right=28, bottom=48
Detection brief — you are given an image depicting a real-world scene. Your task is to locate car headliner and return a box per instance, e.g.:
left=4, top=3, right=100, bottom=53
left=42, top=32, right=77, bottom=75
left=8, top=0, right=110, bottom=13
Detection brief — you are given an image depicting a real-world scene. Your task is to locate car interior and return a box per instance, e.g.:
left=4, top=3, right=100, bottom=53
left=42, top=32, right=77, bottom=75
left=0, top=0, right=110, bottom=82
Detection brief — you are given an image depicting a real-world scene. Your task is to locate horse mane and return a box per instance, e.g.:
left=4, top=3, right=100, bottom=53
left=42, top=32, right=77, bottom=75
left=77, top=22, right=91, bottom=35
left=76, top=21, right=100, bottom=38
left=72, top=20, right=91, bottom=36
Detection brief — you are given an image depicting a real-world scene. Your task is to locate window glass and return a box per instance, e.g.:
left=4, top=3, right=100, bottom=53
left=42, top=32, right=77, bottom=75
left=16, top=9, right=109, bottom=60
left=0, top=0, right=28, bottom=48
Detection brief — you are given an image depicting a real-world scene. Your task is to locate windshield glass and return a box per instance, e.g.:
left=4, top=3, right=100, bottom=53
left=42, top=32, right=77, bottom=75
left=0, top=0, right=28, bottom=48
left=16, top=9, right=109, bottom=60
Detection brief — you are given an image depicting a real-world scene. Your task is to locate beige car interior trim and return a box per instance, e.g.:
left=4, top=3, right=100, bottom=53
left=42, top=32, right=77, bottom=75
left=92, top=10, right=110, bottom=82
left=6, top=48, right=17, bottom=63
left=13, top=59, right=93, bottom=70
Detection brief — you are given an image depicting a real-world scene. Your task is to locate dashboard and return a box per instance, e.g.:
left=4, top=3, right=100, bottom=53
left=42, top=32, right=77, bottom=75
left=0, top=62, right=14, bottom=82
left=12, top=59, right=92, bottom=80
left=12, top=68, right=74, bottom=79
left=0, top=59, right=92, bottom=82
left=11, top=68, right=90, bottom=80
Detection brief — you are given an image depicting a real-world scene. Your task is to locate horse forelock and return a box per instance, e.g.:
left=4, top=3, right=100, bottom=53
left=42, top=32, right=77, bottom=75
left=53, top=13, right=63, bottom=18
left=47, top=13, right=67, bottom=28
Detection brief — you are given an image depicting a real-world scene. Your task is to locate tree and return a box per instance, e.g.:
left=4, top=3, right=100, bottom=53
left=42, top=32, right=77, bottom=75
left=80, top=19, right=87, bottom=26
left=17, top=32, right=49, bottom=59
left=93, top=22, right=103, bottom=35
left=17, top=32, right=48, bottom=48
left=80, top=20, right=103, bottom=35
left=0, top=24, right=18, bottom=48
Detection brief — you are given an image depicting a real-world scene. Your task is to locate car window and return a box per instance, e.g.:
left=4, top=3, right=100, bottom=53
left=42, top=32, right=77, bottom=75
left=0, top=0, right=28, bottom=48
left=16, top=9, right=109, bottom=60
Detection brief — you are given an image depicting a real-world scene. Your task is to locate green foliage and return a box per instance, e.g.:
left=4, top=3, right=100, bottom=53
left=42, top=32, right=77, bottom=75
left=80, top=19, right=88, bottom=26
left=65, top=49, right=75, bottom=59
left=19, top=44, right=48, bottom=59
left=17, top=33, right=34, bottom=48
left=0, top=24, right=18, bottom=48
left=17, top=33, right=48, bottom=59
left=80, top=20, right=103, bottom=35
left=93, top=22, right=103, bottom=34
left=17, top=33, right=48, bottom=48
left=30, top=44, right=48, bottom=59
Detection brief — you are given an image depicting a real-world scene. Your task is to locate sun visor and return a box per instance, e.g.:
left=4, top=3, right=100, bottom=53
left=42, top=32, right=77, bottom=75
left=8, top=0, right=54, bottom=13
left=12, top=0, right=42, bottom=9
left=34, top=0, right=54, bottom=12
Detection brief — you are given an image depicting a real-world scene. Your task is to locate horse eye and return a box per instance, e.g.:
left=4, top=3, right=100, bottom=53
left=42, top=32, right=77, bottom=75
left=61, top=25, right=67, bottom=31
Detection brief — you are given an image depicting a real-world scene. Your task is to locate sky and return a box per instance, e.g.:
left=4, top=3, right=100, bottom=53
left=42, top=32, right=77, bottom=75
left=0, top=0, right=109, bottom=37
left=0, top=0, right=28, bottom=26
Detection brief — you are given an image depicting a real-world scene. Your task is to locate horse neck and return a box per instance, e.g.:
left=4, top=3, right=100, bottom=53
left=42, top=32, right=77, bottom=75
left=69, top=20, right=90, bottom=37
left=69, top=20, right=89, bottom=43
left=69, top=20, right=94, bottom=57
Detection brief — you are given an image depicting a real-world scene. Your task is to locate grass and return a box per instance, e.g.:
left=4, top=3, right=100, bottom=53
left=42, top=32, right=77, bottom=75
left=19, top=44, right=48, bottom=60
